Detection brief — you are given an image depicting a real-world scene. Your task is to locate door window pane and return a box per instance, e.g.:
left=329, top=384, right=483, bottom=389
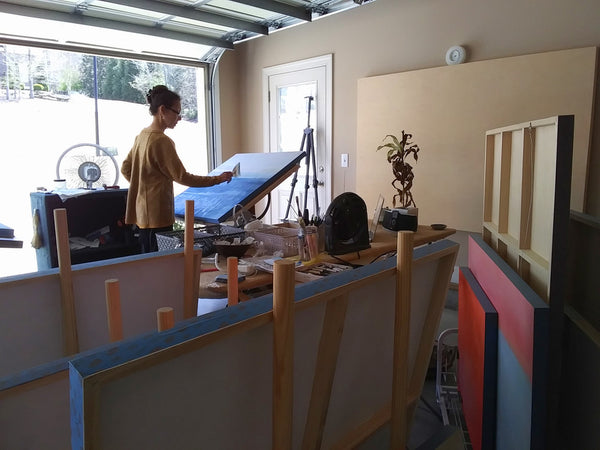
left=277, top=83, right=317, bottom=153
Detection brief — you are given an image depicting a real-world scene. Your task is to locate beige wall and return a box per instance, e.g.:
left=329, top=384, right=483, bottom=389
left=355, top=49, right=596, bottom=231
left=218, top=0, right=600, bottom=223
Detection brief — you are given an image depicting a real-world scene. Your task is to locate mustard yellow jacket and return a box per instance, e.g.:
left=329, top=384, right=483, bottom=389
left=121, top=128, right=222, bottom=229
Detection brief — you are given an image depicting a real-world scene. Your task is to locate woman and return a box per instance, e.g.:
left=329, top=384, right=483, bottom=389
left=121, top=85, right=233, bottom=253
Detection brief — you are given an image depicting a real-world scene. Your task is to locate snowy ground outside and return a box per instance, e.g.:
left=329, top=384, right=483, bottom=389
left=0, top=93, right=207, bottom=278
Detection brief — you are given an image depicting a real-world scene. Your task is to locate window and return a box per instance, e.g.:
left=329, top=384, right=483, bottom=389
left=0, top=43, right=209, bottom=277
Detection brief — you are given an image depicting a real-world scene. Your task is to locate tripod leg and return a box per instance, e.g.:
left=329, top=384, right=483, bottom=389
left=282, top=133, right=308, bottom=221
left=303, top=129, right=312, bottom=224
left=307, top=132, right=320, bottom=218
left=283, top=170, right=299, bottom=221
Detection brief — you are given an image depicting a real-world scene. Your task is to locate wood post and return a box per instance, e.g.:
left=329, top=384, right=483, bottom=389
left=272, top=259, right=296, bottom=450
left=54, top=208, right=79, bottom=355
left=105, top=279, right=123, bottom=342
left=157, top=307, right=174, bottom=332
left=227, top=256, right=239, bottom=306
left=390, top=230, right=413, bottom=449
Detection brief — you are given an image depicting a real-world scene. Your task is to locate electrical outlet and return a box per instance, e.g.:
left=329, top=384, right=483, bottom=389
left=341, top=153, right=349, bottom=168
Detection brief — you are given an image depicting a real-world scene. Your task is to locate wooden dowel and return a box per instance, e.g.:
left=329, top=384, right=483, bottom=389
left=183, top=200, right=195, bottom=319
left=390, top=230, right=413, bottom=449
left=272, top=259, right=296, bottom=450
left=227, top=256, right=239, bottom=306
left=156, top=307, right=174, bottom=332
left=54, top=208, right=79, bottom=355
left=105, top=278, right=123, bottom=342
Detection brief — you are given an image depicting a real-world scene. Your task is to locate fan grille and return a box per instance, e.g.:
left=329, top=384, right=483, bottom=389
left=56, top=143, right=119, bottom=189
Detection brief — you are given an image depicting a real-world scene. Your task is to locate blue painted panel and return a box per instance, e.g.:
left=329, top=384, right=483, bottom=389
left=174, top=151, right=305, bottom=223
left=468, top=235, right=549, bottom=450
left=174, top=178, right=268, bottom=224
left=69, top=363, right=84, bottom=450
left=496, top=330, right=531, bottom=450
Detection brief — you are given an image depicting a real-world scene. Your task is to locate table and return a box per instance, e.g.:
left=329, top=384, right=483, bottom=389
left=200, top=225, right=456, bottom=302
left=0, top=222, right=23, bottom=249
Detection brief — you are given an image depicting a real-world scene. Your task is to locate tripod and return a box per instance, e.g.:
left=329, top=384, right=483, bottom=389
left=284, top=96, right=321, bottom=223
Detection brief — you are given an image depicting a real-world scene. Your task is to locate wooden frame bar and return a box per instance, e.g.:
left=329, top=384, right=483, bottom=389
left=105, top=279, right=123, bottom=342
left=273, top=259, right=296, bottom=449
left=54, top=208, right=79, bottom=355
left=301, top=292, right=349, bottom=450
left=391, top=231, right=413, bottom=448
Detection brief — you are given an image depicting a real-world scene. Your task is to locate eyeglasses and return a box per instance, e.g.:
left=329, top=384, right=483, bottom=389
left=165, top=106, right=182, bottom=118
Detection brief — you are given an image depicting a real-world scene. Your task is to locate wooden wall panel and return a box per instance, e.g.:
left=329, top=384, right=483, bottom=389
left=356, top=47, right=596, bottom=232
left=0, top=369, right=69, bottom=450
left=0, top=251, right=192, bottom=379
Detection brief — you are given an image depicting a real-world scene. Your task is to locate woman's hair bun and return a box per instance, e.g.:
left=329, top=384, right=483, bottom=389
left=146, top=85, right=180, bottom=115
left=146, top=85, right=169, bottom=104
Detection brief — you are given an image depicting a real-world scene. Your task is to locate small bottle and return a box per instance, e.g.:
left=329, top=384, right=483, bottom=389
left=297, top=229, right=309, bottom=261
left=53, top=179, right=67, bottom=190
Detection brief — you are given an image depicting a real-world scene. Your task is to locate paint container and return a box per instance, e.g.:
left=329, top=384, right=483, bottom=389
left=54, top=179, right=66, bottom=190
left=305, top=225, right=319, bottom=260
left=297, top=229, right=309, bottom=261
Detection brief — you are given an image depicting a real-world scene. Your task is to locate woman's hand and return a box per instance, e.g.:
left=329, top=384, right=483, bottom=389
left=219, top=171, right=234, bottom=183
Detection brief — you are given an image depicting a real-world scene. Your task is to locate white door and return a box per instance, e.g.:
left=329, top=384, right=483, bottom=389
left=263, top=55, right=332, bottom=224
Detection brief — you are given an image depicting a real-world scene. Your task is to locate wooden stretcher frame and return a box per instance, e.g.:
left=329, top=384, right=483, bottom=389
left=69, top=235, right=458, bottom=449
left=482, top=115, right=573, bottom=303
left=0, top=217, right=202, bottom=381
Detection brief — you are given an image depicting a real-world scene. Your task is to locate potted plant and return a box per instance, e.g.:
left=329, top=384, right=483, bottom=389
left=377, top=130, right=420, bottom=209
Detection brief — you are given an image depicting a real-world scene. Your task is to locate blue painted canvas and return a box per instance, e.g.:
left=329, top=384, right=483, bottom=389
left=174, top=152, right=305, bottom=223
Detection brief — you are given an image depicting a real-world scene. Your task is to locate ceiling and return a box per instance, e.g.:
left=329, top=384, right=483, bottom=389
left=0, top=0, right=375, bottom=64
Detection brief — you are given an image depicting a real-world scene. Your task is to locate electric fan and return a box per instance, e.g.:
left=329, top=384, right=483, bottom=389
left=324, top=192, right=371, bottom=255
left=55, top=143, right=119, bottom=189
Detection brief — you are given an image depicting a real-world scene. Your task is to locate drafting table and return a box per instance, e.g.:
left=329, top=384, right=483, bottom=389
left=174, top=151, right=305, bottom=223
